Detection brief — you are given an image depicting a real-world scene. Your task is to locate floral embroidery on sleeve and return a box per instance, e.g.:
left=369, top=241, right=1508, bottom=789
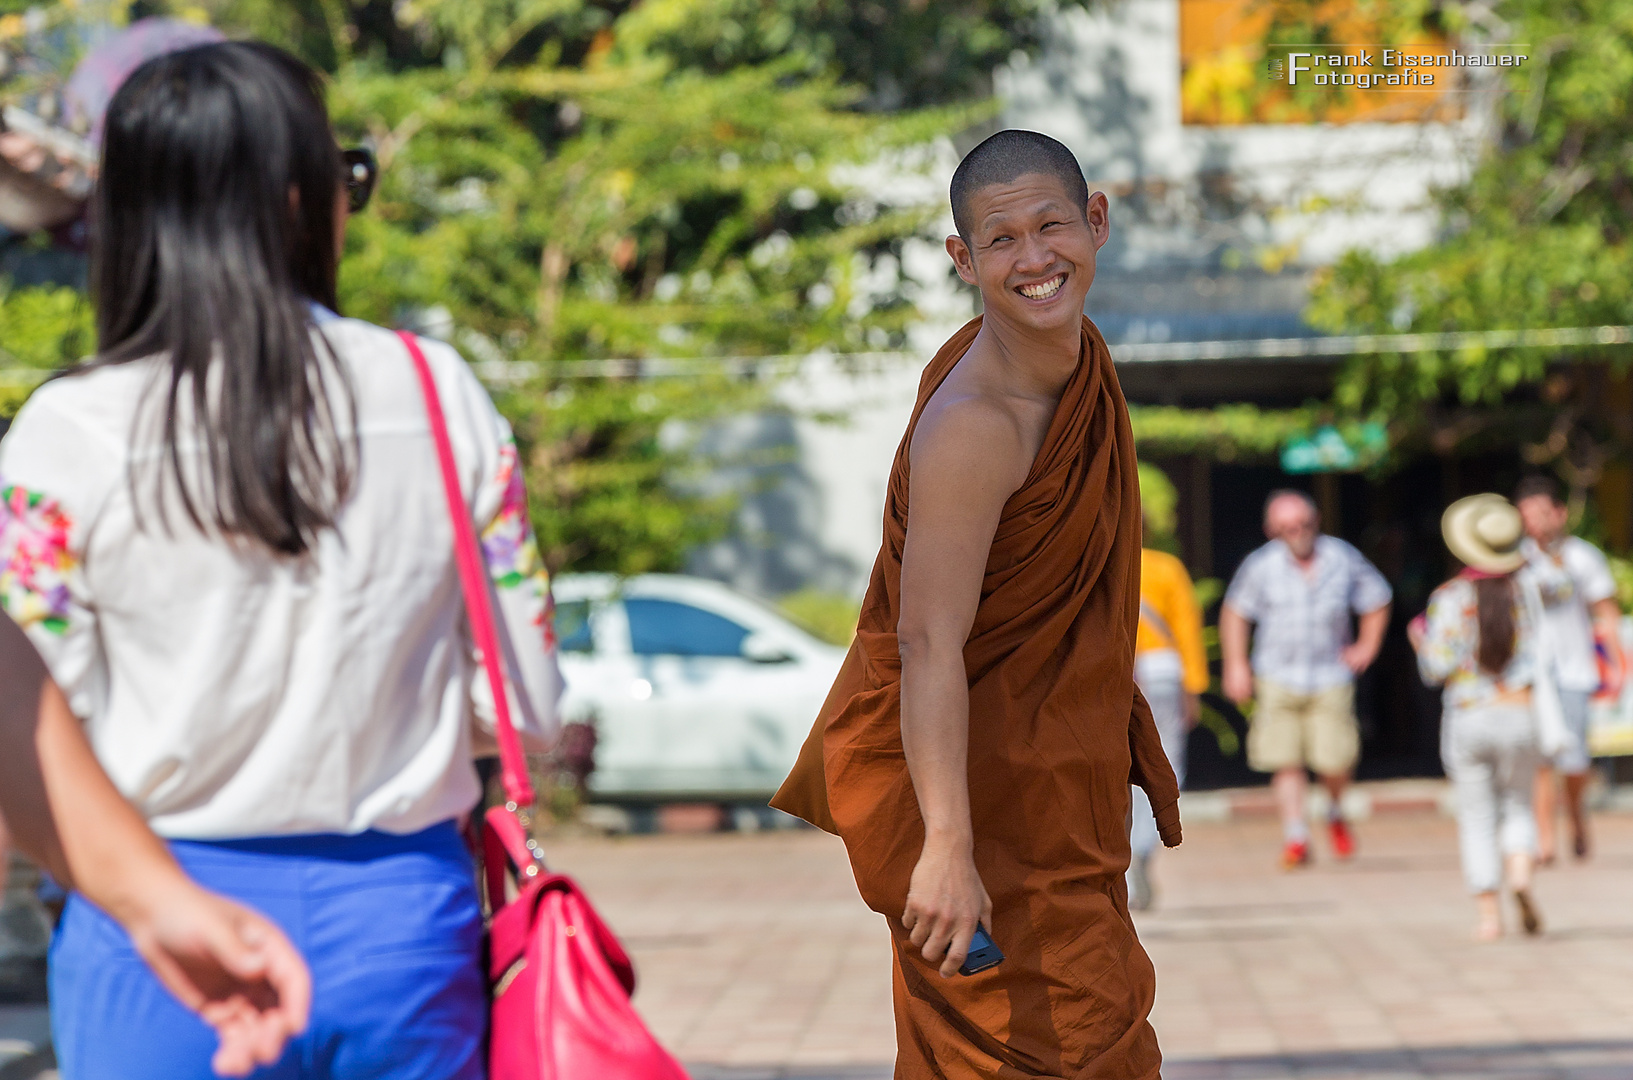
left=0, top=482, right=79, bottom=635
left=481, top=440, right=555, bottom=649
left=480, top=442, right=541, bottom=586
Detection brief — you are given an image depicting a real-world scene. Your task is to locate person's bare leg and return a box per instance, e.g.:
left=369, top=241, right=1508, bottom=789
left=1563, top=772, right=1590, bottom=859
left=1319, top=770, right=1356, bottom=857
left=1273, top=767, right=1306, bottom=827
left=1505, top=850, right=1533, bottom=891
left=1474, top=891, right=1502, bottom=941
left=1273, top=766, right=1309, bottom=865
left=1533, top=765, right=1557, bottom=864
left=1320, top=771, right=1349, bottom=807
left=1506, top=851, right=1541, bottom=935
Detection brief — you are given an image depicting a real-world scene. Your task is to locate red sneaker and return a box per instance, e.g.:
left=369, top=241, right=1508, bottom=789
left=1280, top=840, right=1311, bottom=870
left=1329, top=817, right=1356, bottom=860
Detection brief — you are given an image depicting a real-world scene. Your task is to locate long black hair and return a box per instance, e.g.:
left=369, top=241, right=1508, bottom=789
left=86, top=41, right=355, bottom=556
left=1474, top=575, right=1517, bottom=675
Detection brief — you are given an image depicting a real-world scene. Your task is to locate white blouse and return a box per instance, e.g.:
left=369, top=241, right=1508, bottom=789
left=0, top=312, right=561, bottom=839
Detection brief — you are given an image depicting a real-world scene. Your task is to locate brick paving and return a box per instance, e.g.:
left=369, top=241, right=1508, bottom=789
left=539, top=801, right=1633, bottom=1079
left=1137, top=812, right=1633, bottom=1078
left=10, top=793, right=1633, bottom=1078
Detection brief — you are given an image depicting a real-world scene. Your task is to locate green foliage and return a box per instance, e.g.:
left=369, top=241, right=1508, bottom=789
left=174, top=0, right=1055, bottom=574
left=1130, top=404, right=1317, bottom=460
left=4, top=0, right=1100, bottom=575
left=1608, top=554, right=1633, bottom=615
left=1196, top=700, right=1241, bottom=758
left=1136, top=461, right=1178, bottom=536
left=0, top=284, right=94, bottom=417
left=612, top=0, right=1089, bottom=109
left=0, top=283, right=93, bottom=368
left=776, top=587, right=860, bottom=645
left=494, top=375, right=753, bottom=574
left=320, top=53, right=962, bottom=361
left=1302, top=0, right=1633, bottom=417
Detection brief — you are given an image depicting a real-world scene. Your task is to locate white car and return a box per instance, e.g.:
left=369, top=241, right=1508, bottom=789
left=552, top=574, right=847, bottom=801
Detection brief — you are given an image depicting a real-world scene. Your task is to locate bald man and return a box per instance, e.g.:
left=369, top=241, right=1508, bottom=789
left=773, top=129, right=1178, bottom=1078
left=1221, top=490, right=1392, bottom=869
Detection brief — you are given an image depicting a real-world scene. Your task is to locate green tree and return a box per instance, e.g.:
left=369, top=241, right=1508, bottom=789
left=177, top=0, right=1086, bottom=573
left=1295, top=0, right=1633, bottom=492
left=3, top=0, right=1092, bottom=574
left=0, top=284, right=94, bottom=417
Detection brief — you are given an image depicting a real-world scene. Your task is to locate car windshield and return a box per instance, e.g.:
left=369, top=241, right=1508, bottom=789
left=553, top=599, right=594, bottom=652
left=625, top=597, right=750, bottom=657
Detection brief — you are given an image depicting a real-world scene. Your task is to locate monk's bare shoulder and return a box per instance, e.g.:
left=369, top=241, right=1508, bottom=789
left=909, top=387, right=1032, bottom=507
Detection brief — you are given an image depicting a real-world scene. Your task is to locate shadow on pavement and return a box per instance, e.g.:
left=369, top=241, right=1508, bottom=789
left=1167, top=1039, right=1633, bottom=1079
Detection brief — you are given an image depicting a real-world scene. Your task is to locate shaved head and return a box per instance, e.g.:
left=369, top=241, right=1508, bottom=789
left=950, top=129, right=1089, bottom=240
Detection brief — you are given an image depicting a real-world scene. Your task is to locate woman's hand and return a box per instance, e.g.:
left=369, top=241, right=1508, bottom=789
left=0, top=619, right=310, bottom=1075
left=121, top=877, right=311, bottom=1077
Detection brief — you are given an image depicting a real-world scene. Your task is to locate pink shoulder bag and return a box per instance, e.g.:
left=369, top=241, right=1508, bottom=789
left=400, top=330, right=691, bottom=1080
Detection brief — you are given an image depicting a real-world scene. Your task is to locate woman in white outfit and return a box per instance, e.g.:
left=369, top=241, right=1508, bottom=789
left=1410, top=494, right=1566, bottom=942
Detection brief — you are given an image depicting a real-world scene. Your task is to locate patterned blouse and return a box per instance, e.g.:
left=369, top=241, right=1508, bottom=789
left=0, top=309, right=560, bottom=839
left=1417, top=572, right=1553, bottom=713
left=1223, top=534, right=1394, bottom=693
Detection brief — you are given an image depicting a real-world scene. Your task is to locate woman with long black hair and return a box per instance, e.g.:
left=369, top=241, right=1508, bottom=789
left=1411, top=494, right=1565, bottom=942
left=0, top=41, right=559, bottom=1077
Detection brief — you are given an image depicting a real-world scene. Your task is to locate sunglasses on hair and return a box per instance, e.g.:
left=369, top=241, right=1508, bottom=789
left=342, top=147, right=377, bottom=213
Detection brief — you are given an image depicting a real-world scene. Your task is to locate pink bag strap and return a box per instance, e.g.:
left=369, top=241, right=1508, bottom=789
left=398, top=330, right=537, bottom=812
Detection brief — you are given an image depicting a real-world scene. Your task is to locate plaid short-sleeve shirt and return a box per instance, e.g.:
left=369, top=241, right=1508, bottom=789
left=1224, top=535, right=1393, bottom=693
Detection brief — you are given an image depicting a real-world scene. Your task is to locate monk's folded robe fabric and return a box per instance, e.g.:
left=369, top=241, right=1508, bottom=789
left=772, top=314, right=1181, bottom=1079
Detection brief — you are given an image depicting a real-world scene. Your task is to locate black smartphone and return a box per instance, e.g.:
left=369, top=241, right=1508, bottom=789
left=959, top=924, right=1004, bottom=976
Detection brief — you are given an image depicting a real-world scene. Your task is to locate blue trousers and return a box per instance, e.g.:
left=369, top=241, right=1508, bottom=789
left=49, top=821, right=486, bottom=1080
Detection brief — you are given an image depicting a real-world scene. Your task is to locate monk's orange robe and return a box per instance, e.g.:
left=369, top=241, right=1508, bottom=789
left=772, top=315, right=1182, bottom=1079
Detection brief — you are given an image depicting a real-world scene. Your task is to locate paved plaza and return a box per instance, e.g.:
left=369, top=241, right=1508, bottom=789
left=7, top=791, right=1633, bottom=1078
left=556, top=799, right=1633, bottom=1079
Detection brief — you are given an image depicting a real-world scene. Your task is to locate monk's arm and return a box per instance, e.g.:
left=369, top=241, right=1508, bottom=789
left=898, top=399, right=1026, bottom=978
left=0, top=614, right=311, bottom=1076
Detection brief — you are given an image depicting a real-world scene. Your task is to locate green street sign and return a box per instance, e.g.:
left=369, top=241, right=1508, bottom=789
left=1280, top=423, right=1388, bottom=474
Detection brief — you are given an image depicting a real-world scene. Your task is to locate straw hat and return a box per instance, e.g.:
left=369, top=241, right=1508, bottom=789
left=1441, top=494, right=1526, bottom=574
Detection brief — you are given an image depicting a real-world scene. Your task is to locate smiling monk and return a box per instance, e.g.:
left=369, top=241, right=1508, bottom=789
left=772, top=129, right=1181, bottom=1079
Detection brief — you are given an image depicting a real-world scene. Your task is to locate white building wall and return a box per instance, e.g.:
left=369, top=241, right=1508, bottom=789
left=999, top=0, right=1487, bottom=270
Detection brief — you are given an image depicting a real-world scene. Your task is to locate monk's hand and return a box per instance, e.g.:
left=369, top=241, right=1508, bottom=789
left=903, top=833, right=993, bottom=978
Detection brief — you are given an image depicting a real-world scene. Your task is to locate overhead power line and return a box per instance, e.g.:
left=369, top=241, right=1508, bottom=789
left=475, top=324, right=1633, bottom=380
left=1110, top=324, right=1633, bottom=364
left=1, top=325, right=1627, bottom=391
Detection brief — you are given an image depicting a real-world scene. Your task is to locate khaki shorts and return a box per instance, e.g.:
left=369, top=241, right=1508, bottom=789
left=1247, top=678, right=1359, bottom=776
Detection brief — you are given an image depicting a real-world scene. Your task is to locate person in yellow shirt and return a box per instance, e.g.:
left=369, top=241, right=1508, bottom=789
left=1129, top=466, right=1209, bottom=910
